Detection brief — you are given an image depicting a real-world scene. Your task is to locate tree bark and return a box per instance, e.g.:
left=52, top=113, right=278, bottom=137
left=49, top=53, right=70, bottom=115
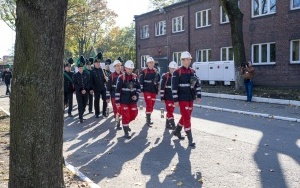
left=9, top=0, right=68, bottom=187
left=220, top=0, right=246, bottom=90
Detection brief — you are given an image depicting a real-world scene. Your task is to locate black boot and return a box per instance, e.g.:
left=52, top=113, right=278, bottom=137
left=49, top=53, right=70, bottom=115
left=116, top=119, right=122, bottom=130
left=165, top=119, right=172, bottom=129
left=146, top=114, right=152, bottom=127
left=173, top=125, right=185, bottom=140
left=123, top=126, right=131, bottom=139
left=169, top=119, right=176, bottom=130
left=186, top=130, right=195, bottom=147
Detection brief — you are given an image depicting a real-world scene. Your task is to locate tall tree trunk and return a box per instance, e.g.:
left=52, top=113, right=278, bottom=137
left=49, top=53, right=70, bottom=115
left=9, top=0, right=68, bottom=187
left=220, top=0, right=246, bottom=90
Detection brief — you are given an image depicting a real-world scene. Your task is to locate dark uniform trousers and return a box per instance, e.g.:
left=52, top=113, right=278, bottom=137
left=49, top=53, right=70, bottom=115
left=76, top=92, right=87, bottom=120
left=87, top=92, right=93, bottom=112
left=94, top=89, right=107, bottom=116
left=64, top=92, right=73, bottom=114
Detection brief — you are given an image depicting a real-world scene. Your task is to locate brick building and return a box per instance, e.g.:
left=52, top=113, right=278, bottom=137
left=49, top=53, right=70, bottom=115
left=134, top=0, right=300, bottom=87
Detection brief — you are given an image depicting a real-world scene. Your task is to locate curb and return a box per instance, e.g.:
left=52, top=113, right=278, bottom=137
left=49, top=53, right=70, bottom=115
left=202, top=92, right=300, bottom=107
left=0, top=105, right=100, bottom=188
left=65, top=161, right=100, bottom=188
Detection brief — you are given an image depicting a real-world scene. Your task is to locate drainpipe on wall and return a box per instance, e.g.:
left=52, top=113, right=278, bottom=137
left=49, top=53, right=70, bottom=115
left=188, top=0, right=191, bottom=52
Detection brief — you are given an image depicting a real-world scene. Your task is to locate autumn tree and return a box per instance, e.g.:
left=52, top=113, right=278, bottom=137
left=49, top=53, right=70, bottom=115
left=220, top=0, right=246, bottom=89
left=100, top=24, right=136, bottom=63
left=149, top=0, right=185, bottom=9
left=0, top=0, right=16, bottom=30
left=9, top=0, right=67, bottom=187
left=66, top=0, right=117, bottom=58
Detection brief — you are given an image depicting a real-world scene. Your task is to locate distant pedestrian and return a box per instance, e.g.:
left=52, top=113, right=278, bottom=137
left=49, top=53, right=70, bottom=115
left=172, top=51, right=201, bottom=147
left=115, top=60, right=141, bottom=139
left=2, top=64, right=12, bottom=95
left=160, top=61, right=178, bottom=130
left=64, top=58, right=74, bottom=117
left=241, top=61, right=255, bottom=102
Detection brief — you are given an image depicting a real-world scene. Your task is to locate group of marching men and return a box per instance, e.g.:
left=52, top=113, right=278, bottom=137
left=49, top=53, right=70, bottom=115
left=64, top=51, right=201, bottom=147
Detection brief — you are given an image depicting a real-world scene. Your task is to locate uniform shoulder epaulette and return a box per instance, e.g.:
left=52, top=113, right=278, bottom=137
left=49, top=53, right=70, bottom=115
left=189, top=67, right=195, bottom=73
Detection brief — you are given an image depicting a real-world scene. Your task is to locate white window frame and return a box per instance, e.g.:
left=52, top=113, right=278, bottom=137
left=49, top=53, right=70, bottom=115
left=140, top=55, right=149, bottom=68
left=291, top=0, right=300, bottom=10
left=173, top=52, right=182, bottom=66
left=196, top=9, right=211, bottom=28
left=252, top=42, right=276, bottom=65
left=155, top=20, right=166, bottom=36
left=172, top=16, right=184, bottom=33
left=140, top=25, right=149, bottom=39
left=252, top=0, right=276, bottom=18
left=220, top=47, right=234, bottom=61
left=196, top=49, right=211, bottom=62
left=220, top=6, right=229, bottom=24
left=290, top=39, right=300, bottom=64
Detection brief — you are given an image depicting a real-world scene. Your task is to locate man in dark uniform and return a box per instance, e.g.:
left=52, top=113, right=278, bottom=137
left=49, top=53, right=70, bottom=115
left=115, top=60, right=141, bottom=139
left=86, top=57, right=94, bottom=113
left=90, top=52, right=107, bottom=118
left=139, top=57, right=161, bottom=127
left=104, top=58, right=112, bottom=77
left=172, top=51, right=201, bottom=147
left=2, top=64, right=12, bottom=95
left=73, top=56, right=90, bottom=123
left=64, top=58, right=74, bottom=117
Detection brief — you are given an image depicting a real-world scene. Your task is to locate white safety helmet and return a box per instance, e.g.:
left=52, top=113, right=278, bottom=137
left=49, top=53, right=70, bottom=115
left=124, top=60, right=135, bottom=68
left=168, top=61, right=178, bottom=69
left=146, top=57, right=155, bottom=63
left=181, top=51, right=192, bottom=59
left=113, top=60, right=121, bottom=66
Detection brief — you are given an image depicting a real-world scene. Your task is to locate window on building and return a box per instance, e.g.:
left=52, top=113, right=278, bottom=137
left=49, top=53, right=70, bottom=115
left=252, top=42, right=276, bottom=64
left=172, top=16, right=184, bottom=33
left=155, top=20, right=166, bottom=36
left=140, top=25, right=149, bottom=39
left=252, top=0, right=276, bottom=17
left=291, top=40, right=300, bottom=63
left=220, top=6, right=229, bottom=24
left=141, top=55, right=149, bottom=68
left=291, top=0, right=300, bottom=9
left=196, top=49, right=211, bottom=62
left=220, top=47, right=234, bottom=61
left=173, top=52, right=182, bottom=66
left=196, top=9, right=211, bottom=28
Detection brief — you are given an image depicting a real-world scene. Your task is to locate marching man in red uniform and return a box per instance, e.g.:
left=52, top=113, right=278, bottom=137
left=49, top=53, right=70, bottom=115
left=106, top=59, right=123, bottom=130
left=172, top=51, right=201, bottom=147
left=139, top=57, right=160, bottom=127
left=115, top=60, right=141, bottom=139
left=160, top=61, right=178, bottom=130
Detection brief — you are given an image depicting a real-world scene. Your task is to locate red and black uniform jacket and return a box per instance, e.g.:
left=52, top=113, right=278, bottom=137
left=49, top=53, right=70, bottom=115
left=160, top=72, right=173, bottom=101
left=172, top=66, right=201, bottom=102
left=106, top=71, right=122, bottom=100
left=139, top=68, right=160, bottom=93
left=115, top=73, right=141, bottom=105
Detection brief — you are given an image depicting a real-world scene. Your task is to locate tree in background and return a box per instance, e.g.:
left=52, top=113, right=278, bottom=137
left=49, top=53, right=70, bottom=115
left=0, top=0, right=16, bottom=30
left=9, top=0, right=67, bottom=187
left=149, top=0, right=185, bottom=9
left=100, top=24, right=136, bottom=63
left=65, top=0, right=117, bottom=59
left=220, top=0, right=246, bottom=89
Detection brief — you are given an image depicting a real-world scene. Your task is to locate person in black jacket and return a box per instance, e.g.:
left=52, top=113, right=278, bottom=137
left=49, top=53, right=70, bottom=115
left=2, top=64, right=12, bottom=95
left=90, top=52, right=107, bottom=118
left=64, top=58, right=74, bottom=117
left=172, top=51, right=201, bottom=147
left=73, top=57, right=90, bottom=123
left=86, top=57, right=94, bottom=113
left=160, top=61, right=178, bottom=130
left=115, top=60, right=141, bottom=139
